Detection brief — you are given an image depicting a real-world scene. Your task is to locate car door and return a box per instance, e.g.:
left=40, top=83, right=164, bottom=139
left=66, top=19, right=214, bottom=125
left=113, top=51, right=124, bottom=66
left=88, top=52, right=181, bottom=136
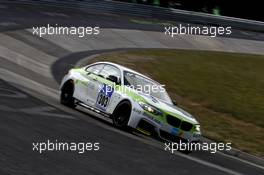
left=75, top=64, right=104, bottom=106
left=93, top=64, right=121, bottom=113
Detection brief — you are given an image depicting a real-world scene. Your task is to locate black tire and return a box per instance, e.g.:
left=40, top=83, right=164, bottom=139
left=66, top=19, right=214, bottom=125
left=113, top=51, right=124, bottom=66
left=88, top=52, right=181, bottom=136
left=112, top=101, right=132, bottom=129
left=60, top=80, right=76, bottom=108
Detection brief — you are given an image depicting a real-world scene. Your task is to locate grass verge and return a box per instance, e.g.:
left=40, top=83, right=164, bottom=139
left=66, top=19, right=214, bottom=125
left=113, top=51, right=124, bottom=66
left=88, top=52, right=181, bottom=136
left=87, top=49, right=264, bottom=157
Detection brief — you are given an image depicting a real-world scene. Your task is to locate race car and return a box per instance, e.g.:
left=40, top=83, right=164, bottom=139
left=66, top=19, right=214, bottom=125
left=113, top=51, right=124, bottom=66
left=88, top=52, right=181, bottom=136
left=60, top=62, right=201, bottom=144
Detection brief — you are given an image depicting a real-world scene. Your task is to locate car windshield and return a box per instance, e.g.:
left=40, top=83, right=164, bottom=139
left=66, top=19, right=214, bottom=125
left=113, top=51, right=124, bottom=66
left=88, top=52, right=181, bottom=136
left=123, top=71, right=172, bottom=104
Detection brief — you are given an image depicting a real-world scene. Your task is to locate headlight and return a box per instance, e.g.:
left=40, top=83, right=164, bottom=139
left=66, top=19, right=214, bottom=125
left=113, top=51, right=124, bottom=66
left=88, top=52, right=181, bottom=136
left=138, top=101, right=162, bottom=116
left=194, top=125, right=201, bottom=132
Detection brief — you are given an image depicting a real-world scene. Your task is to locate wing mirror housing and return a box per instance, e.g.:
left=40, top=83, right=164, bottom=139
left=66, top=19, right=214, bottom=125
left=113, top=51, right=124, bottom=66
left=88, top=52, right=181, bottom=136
left=107, top=75, right=120, bottom=85
left=172, top=100, right=178, bottom=106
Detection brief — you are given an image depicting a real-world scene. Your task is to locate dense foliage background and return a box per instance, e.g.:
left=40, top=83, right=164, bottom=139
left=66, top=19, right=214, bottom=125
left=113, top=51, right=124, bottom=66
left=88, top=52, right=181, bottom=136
left=117, top=0, right=263, bottom=21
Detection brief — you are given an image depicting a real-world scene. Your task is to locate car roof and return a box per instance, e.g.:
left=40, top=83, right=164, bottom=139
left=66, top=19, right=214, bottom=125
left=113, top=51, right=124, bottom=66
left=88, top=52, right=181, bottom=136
left=90, top=61, right=160, bottom=84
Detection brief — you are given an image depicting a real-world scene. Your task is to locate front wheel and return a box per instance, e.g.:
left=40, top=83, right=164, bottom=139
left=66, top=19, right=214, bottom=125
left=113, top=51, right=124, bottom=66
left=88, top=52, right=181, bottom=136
left=60, top=81, right=76, bottom=108
left=112, top=101, right=131, bottom=129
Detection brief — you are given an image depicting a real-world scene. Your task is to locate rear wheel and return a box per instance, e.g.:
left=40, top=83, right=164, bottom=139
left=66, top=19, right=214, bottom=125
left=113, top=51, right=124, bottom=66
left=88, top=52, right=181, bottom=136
left=60, top=80, right=76, bottom=108
left=112, top=101, right=131, bottom=129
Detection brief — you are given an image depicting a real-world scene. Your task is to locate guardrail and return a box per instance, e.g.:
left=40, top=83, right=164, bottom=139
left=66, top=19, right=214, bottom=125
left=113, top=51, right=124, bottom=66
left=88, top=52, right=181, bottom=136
left=2, top=0, right=264, bottom=32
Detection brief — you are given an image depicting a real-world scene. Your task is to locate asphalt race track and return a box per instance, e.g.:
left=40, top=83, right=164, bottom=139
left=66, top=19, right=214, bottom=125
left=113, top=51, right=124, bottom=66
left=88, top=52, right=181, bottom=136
left=0, top=2, right=264, bottom=175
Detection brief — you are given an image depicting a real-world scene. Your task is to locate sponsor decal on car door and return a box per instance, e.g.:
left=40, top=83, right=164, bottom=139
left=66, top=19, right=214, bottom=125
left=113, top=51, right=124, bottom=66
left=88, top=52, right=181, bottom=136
left=95, top=83, right=114, bottom=111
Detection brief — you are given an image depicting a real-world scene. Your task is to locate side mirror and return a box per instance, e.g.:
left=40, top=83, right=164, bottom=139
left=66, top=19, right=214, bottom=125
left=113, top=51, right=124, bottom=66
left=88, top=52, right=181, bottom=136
left=172, top=100, right=178, bottom=106
left=107, top=75, right=120, bottom=85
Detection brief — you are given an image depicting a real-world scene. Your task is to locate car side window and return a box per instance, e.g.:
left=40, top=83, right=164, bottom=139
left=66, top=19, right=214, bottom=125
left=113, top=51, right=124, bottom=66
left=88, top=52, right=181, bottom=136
left=99, top=65, right=121, bottom=81
left=85, top=64, right=104, bottom=75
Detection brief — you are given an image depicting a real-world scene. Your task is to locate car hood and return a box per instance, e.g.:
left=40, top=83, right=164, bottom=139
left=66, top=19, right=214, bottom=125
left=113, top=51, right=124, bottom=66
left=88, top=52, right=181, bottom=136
left=139, top=92, right=199, bottom=125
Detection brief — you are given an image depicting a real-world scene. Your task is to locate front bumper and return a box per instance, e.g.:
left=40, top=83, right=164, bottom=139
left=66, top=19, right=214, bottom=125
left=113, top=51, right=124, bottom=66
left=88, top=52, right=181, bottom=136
left=128, top=107, right=201, bottom=143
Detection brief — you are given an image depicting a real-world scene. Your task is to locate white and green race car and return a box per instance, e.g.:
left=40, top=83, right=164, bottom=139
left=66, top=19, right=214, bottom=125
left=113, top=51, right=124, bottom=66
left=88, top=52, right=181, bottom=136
left=60, top=62, right=201, bottom=143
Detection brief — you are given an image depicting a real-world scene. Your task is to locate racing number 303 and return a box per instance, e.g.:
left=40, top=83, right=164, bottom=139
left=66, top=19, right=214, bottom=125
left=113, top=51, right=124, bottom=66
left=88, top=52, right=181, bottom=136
left=96, top=84, right=114, bottom=110
left=97, top=92, right=109, bottom=108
